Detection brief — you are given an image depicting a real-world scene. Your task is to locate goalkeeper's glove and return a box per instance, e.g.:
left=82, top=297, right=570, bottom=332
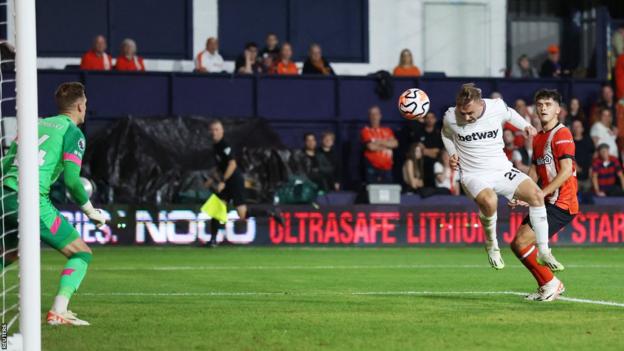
left=81, top=201, right=107, bottom=228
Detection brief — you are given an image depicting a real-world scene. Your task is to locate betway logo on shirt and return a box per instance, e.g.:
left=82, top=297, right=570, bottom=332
left=457, top=129, right=498, bottom=142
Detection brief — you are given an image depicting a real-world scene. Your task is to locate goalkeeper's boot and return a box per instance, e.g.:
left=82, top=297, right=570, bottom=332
left=525, top=277, right=565, bottom=302
left=537, top=249, right=565, bottom=272
left=485, top=240, right=505, bottom=270
left=47, top=310, right=90, bottom=326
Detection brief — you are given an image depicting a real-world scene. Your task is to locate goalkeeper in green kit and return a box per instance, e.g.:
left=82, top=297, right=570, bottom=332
left=1, top=82, right=105, bottom=326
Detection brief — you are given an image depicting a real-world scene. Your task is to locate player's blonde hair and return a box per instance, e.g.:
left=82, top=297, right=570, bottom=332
left=455, top=83, right=482, bottom=107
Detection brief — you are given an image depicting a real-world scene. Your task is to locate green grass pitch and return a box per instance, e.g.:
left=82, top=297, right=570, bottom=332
left=40, top=246, right=623, bottom=350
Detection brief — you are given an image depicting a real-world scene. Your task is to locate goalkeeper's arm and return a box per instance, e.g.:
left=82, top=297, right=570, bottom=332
left=63, top=160, right=106, bottom=227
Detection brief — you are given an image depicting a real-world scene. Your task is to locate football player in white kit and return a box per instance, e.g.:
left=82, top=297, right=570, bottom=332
left=441, top=83, right=563, bottom=270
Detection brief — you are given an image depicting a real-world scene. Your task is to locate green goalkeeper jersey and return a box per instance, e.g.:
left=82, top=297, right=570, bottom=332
left=2, top=114, right=89, bottom=206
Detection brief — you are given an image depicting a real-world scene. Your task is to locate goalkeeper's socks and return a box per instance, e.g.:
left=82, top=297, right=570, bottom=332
left=529, top=206, right=549, bottom=254
left=479, top=211, right=499, bottom=249
left=52, top=296, right=70, bottom=314
left=53, top=252, right=92, bottom=313
left=515, top=244, right=553, bottom=286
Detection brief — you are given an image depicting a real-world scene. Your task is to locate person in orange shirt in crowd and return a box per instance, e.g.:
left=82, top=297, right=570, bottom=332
left=393, top=49, right=421, bottom=77
left=361, top=106, right=398, bottom=183
left=274, top=42, right=298, bottom=75
left=115, top=39, right=145, bottom=71
left=80, top=35, right=112, bottom=71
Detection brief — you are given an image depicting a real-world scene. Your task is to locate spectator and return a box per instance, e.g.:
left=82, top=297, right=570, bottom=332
left=615, top=99, right=624, bottom=155
left=317, top=131, right=341, bottom=191
left=274, top=43, right=298, bottom=75
left=515, top=98, right=533, bottom=120
left=503, top=129, right=516, bottom=161
left=590, top=85, right=616, bottom=126
left=572, top=120, right=594, bottom=193
left=505, top=98, right=532, bottom=148
left=590, top=108, right=619, bottom=158
left=490, top=91, right=503, bottom=100
left=612, top=26, right=624, bottom=69
left=511, top=129, right=532, bottom=174
left=302, top=133, right=332, bottom=191
left=503, top=127, right=531, bottom=174
left=195, top=37, right=224, bottom=73
left=592, top=143, right=624, bottom=196
left=615, top=53, right=624, bottom=100
left=361, top=106, right=398, bottom=183
left=259, top=33, right=280, bottom=61
left=566, top=98, right=586, bottom=127
left=235, top=42, right=264, bottom=74
left=530, top=115, right=542, bottom=133
left=540, top=44, right=562, bottom=78
left=402, top=143, right=425, bottom=193
left=302, top=43, right=334, bottom=75
left=393, top=49, right=421, bottom=77
left=413, top=112, right=442, bottom=187
left=557, top=104, right=569, bottom=125
left=80, top=35, right=112, bottom=71
left=511, top=54, right=538, bottom=78
left=433, top=150, right=460, bottom=195
left=114, top=39, right=145, bottom=71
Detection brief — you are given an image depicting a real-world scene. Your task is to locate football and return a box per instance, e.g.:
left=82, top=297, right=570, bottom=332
left=398, top=88, right=430, bottom=120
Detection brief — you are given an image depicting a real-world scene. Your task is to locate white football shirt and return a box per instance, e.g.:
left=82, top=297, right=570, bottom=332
left=441, top=98, right=530, bottom=174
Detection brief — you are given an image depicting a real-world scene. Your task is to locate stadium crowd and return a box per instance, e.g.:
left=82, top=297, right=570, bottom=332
left=296, top=87, right=624, bottom=201
left=76, top=34, right=624, bottom=201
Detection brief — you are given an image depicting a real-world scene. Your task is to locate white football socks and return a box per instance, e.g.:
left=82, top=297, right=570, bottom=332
left=529, top=206, right=549, bottom=254
left=479, top=211, right=499, bottom=250
left=52, top=295, right=69, bottom=313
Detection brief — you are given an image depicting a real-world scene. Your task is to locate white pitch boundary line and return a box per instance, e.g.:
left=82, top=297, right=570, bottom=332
left=61, top=290, right=624, bottom=308
left=39, top=264, right=624, bottom=271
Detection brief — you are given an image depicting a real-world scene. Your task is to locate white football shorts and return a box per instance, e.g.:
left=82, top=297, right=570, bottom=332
left=460, top=167, right=530, bottom=200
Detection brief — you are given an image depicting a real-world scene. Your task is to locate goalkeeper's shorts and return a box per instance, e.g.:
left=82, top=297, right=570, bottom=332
left=1, top=188, right=80, bottom=251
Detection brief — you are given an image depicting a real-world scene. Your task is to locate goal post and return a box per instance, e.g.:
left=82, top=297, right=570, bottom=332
left=15, top=0, right=40, bottom=349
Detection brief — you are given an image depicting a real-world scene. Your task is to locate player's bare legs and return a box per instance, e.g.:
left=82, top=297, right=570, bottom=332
left=474, top=188, right=504, bottom=269
left=513, top=179, right=563, bottom=271
left=47, top=237, right=93, bottom=326
left=511, top=225, right=565, bottom=301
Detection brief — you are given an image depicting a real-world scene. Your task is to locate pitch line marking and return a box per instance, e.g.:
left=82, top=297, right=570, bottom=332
left=62, top=290, right=624, bottom=308
left=40, top=264, right=624, bottom=271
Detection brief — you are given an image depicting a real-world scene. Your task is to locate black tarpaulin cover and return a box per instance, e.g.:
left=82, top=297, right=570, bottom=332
left=82, top=116, right=295, bottom=204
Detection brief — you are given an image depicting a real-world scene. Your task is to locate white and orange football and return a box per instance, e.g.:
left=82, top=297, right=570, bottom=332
left=398, top=88, right=430, bottom=121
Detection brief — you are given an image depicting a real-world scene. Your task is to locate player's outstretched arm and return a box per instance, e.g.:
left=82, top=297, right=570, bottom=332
left=63, top=163, right=106, bottom=228
left=63, top=127, right=106, bottom=227
left=63, top=160, right=89, bottom=206
left=502, top=104, right=534, bottom=135
left=441, top=120, right=457, bottom=156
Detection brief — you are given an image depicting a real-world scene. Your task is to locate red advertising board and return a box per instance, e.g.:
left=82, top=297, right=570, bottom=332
left=57, top=204, right=624, bottom=246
